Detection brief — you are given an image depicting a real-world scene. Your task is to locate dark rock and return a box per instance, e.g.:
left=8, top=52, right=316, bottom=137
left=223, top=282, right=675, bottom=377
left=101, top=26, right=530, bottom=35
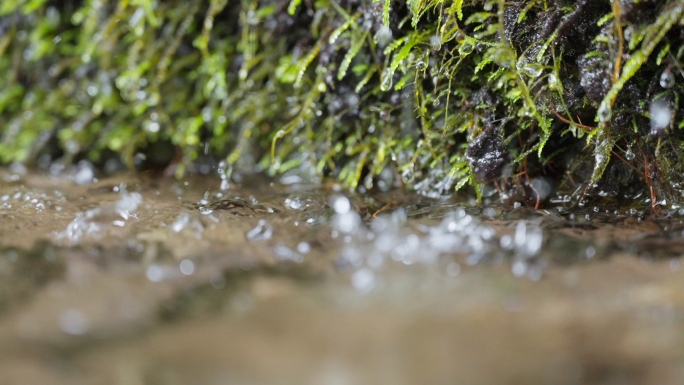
left=466, top=126, right=508, bottom=183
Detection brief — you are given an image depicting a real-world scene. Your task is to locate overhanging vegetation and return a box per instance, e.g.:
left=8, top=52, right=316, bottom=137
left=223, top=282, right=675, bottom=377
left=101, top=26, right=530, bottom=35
left=2, top=0, right=684, bottom=209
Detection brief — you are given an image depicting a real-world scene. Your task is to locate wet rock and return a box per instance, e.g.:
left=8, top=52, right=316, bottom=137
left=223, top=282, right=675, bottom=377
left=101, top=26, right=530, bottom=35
left=577, top=52, right=612, bottom=103
left=466, top=127, right=508, bottom=183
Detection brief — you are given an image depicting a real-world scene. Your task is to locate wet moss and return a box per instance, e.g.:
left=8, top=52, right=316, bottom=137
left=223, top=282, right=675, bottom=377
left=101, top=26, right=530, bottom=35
left=2, top=0, right=684, bottom=209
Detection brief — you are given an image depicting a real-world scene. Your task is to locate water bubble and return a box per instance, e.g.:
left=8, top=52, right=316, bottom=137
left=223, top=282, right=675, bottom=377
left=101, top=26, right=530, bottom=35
left=660, top=69, right=675, bottom=89
left=246, top=219, right=273, bottom=241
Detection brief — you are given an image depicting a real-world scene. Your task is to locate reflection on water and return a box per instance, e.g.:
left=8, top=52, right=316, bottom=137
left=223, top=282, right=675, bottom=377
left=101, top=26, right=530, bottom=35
left=0, top=170, right=684, bottom=384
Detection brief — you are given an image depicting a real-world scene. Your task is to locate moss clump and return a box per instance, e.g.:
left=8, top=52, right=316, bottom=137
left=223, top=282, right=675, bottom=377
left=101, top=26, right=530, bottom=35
left=2, top=0, right=684, bottom=209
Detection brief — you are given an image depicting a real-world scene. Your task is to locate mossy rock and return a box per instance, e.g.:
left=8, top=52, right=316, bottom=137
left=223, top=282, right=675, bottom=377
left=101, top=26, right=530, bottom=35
left=2, top=0, right=684, bottom=210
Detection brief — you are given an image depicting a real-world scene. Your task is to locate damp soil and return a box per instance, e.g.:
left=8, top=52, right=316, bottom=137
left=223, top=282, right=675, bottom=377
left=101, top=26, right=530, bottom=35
left=1, top=169, right=684, bottom=385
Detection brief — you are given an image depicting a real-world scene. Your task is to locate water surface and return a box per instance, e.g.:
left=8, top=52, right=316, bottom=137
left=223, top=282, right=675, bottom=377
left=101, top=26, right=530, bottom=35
left=0, top=169, right=683, bottom=385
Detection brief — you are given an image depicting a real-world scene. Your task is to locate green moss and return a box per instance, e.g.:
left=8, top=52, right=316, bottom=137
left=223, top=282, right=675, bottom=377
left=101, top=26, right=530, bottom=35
left=2, top=0, right=684, bottom=209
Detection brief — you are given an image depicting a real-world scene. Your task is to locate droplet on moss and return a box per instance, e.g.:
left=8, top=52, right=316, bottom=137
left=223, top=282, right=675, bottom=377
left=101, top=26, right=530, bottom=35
left=429, top=35, right=442, bottom=51
left=660, top=69, right=675, bottom=89
left=380, top=68, right=393, bottom=91
left=597, top=102, right=612, bottom=123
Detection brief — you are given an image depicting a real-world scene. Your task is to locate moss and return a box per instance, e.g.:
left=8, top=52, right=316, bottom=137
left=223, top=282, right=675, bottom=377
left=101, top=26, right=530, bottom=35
left=2, top=0, right=684, bottom=209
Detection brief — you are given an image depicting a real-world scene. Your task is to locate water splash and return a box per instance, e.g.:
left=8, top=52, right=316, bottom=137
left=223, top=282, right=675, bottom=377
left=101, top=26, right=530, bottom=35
left=56, top=192, right=142, bottom=244
left=246, top=219, right=273, bottom=241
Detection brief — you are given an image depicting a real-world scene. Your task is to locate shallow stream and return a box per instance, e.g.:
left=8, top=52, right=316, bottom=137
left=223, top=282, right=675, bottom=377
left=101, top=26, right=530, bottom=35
left=1, top=168, right=684, bottom=385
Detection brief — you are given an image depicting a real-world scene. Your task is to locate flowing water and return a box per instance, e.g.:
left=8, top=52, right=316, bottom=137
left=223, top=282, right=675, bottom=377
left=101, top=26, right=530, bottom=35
left=1, top=168, right=684, bottom=385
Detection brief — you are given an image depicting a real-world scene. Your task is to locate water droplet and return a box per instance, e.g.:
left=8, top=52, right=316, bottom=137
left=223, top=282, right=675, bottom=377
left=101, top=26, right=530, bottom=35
left=650, top=99, right=672, bottom=135
left=330, top=195, right=351, bottom=214
left=585, top=246, right=596, bottom=259
left=597, top=102, right=612, bottom=122
left=459, top=41, right=474, bottom=55
left=522, top=63, right=543, bottom=78
left=297, top=242, right=311, bottom=254
left=351, top=268, right=375, bottom=292
left=171, top=213, right=204, bottom=234
left=246, top=219, right=273, bottom=241
left=73, top=160, right=95, bottom=185
left=429, top=35, right=442, bottom=51
left=179, top=259, right=195, bottom=275
left=625, top=148, right=635, bottom=161
left=380, top=68, right=393, bottom=91
left=547, top=73, right=558, bottom=89
left=660, top=69, right=675, bottom=89
left=373, top=26, right=393, bottom=47
left=284, top=195, right=305, bottom=210
left=511, top=260, right=527, bottom=277
left=333, top=211, right=361, bottom=234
